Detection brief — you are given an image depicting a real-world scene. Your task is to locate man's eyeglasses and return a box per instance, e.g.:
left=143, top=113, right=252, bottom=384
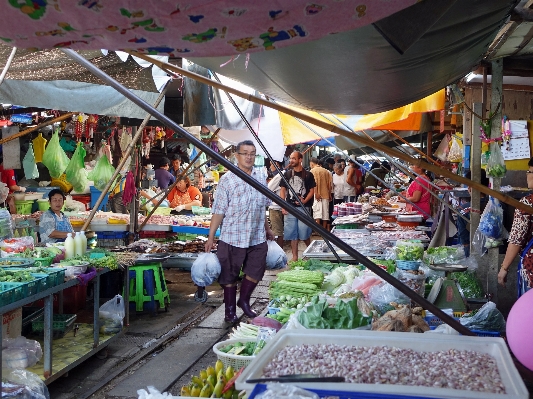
left=237, top=153, right=256, bottom=158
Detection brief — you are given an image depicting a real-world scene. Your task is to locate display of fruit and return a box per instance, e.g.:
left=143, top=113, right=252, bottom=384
left=180, top=360, right=243, bottom=398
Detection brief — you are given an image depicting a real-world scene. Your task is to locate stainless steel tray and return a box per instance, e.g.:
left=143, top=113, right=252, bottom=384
left=302, top=240, right=386, bottom=260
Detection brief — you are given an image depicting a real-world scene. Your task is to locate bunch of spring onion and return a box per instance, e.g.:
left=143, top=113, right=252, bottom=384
left=229, top=323, right=259, bottom=340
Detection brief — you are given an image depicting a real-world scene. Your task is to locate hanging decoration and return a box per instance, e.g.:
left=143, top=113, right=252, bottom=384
left=87, top=114, right=98, bottom=143
left=155, top=127, right=165, bottom=149
left=142, top=128, right=152, bottom=158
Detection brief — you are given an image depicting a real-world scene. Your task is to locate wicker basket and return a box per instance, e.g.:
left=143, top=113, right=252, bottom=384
left=212, top=338, right=256, bottom=370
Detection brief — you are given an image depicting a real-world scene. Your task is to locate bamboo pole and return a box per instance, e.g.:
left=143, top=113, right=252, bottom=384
left=126, top=50, right=533, bottom=215
left=81, top=84, right=170, bottom=231
left=0, top=112, right=74, bottom=146
left=136, top=129, right=220, bottom=232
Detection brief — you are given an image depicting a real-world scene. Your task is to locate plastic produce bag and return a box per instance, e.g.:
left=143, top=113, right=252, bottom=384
left=0, top=209, right=14, bottom=239
left=191, top=253, right=221, bottom=286
left=137, top=386, right=176, bottom=399
left=63, top=195, right=86, bottom=212
left=397, top=269, right=426, bottom=297
left=99, top=294, right=125, bottom=334
left=368, top=282, right=409, bottom=314
left=87, top=153, right=116, bottom=191
left=423, top=245, right=465, bottom=265
left=41, top=130, right=70, bottom=179
left=434, top=134, right=450, bottom=162
left=0, top=236, right=34, bottom=256
left=447, top=136, right=463, bottom=163
left=479, top=198, right=506, bottom=239
left=64, top=142, right=88, bottom=193
left=2, top=337, right=43, bottom=369
left=22, top=144, right=39, bottom=180
left=1, top=368, right=50, bottom=399
left=395, top=240, right=424, bottom=261
left=486, top=142, right=506, bottom=178
left=266, top=240, right=287, bottom=270
left=459, top=301, right=506, bottom=332
left=472, top=228, right=488, bottom=256
left=255, top=383, right=320, bottom=399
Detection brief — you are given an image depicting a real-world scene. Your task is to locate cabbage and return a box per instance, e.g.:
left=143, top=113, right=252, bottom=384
left=322, top=271, right=345, bottom=293
left=342, top=266, right=361, bottom=285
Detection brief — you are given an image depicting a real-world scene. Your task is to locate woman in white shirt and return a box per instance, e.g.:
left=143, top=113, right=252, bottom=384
left=332, top=163, right=348, bottom=204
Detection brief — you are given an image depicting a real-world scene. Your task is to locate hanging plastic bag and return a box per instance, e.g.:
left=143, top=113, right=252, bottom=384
left=191, top=253, right=221, bottom=286
left=64, top=142, right=88, bottom=193
left=266, top=241, right=287, bottom=270
left=41, top=130, right=70, bottom=179
left=87, top=153, right=116, bottom=191
left=99, top=294, right=125, bottom=334
left=447, top=136, right=463, bottom=163
left=486, top=142, right=506, bottom=178
left=22, top=144, right=39, bottom=180
left=434, top=134, right=451, bottom=161
left=472, top=228, right=488, bottom=256
left=479, top=197, right=505, bottom=239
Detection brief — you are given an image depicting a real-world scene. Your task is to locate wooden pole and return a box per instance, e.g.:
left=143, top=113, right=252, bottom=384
left=0, top=112, right=74, bottom=146
left=81, top=83, right=170, bottom=231
left=125, top=50, right=533, bottom=215
left=136, top=129, right=220, bottom=232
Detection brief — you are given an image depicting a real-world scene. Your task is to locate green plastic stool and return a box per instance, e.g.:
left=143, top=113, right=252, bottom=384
left=126, top=263, right=170, bottom=313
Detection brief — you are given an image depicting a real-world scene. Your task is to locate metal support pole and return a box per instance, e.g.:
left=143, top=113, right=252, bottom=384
left=470, top=103, right=482, bottom=246
left=487, top=59, right=504, bottom=302
left=61, top=48, right=477, bottom=335
left=0, top=47, right=17, bottom=87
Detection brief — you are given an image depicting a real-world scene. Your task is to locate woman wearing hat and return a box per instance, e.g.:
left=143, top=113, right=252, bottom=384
left=39, top=189, right=74, bottom=243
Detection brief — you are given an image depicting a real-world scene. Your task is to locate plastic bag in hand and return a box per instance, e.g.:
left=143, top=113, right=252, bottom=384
left=479, top=197, right=505, bottom=239
left=486, top=142, right=507, bottom=178
left=2, top=337, right=43, bottom=369
left=87, top=153, right=116, bottom=191
left=1, top=368, right=50, bottom=399
left=65, top=142, right=88, bottom=193
left=459, top=301, right=506, bottom=333
left=266, top=240, right=287, bottom=270
left=191, top=253, right=221, bottom=286
left=99, top=295, right=125, bottom=334
left=22, top=143, right=39, bottom=180
left=42, top=129, right=70, bottom=179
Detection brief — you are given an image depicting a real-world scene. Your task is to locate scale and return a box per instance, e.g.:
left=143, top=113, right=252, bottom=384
left=426, top=263, right=468, bottom=312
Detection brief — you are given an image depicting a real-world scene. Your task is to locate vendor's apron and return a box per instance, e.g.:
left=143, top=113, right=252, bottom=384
left=49, top=210, right=74, bottom=242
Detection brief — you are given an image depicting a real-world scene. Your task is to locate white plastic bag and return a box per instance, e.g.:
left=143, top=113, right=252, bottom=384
left=137, top=386, right=176, bottom=399
left=2, top=337, right=43, bottom=369
left=63, top=195, right=87, bottom=212
left=191, top=253, right=221, bottom=286
left=99, top=294, right=125, bottom=334
left=1, top=369, right=50, bottom=399
left=266, top=240, right=287, bottom=270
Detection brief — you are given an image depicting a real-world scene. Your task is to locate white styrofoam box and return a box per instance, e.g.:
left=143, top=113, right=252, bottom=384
left=141, top=224, right=171, bottom=231
left=90, top=224, right=129, bottom=232
left=235, top=329, right=528, bottom=399
left=2, top=307, right=22, bottom=338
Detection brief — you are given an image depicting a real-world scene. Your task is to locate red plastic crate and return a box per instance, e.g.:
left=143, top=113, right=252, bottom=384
left=139, top=231, right=167, bottom=239
left=29, top=284, right=87, bottom=314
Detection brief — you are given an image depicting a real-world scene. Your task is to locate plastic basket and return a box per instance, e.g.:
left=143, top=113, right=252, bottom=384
left=191, top=206, right=211, bottom=215
left=14, top=200, right=34, bottom=215
left=395, top=260, right=421, bottom=271
left=153, top=207, right=172, bottom=215
left=267, top=300, right=280, bottom=315
left=31, top=313, right=77, bottom=339
left=212, top=338, right=257, bottom=370
left=335, top=223, right=360, bottom=229
left=32, top=256, right=54, bottom=267
left=0, top=282, right=25, bottom=306
left=37, top=200, right=50, bottom=211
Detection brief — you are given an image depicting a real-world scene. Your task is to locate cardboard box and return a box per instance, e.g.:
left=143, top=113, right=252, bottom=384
left=2, top=307, right=22, bottom=338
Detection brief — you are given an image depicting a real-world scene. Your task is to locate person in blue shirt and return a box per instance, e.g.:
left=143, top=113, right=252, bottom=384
left=154, top=157, right=175, bottom=189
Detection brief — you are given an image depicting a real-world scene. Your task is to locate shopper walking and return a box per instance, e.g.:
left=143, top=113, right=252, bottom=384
left=267, top=161, right=285, bottom=248
left=205, top=140, right=274, bottom=322
left=280, top=151, right=316, bottom=262
left=310, top=157, right=332, bottom=229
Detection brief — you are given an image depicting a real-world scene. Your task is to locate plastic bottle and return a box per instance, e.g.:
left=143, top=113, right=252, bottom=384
left=80, top=231, right=87, bottom=255
left=74, top=232, right=83, bottom=256
left=65, top=233, right=75, bottom=260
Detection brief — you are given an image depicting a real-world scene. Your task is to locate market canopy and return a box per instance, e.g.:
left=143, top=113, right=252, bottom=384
left=0, top=45, right=169, bottom=118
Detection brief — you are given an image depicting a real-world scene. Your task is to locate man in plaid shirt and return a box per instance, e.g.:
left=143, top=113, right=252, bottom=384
left=205, top=140, right=275, bottom=322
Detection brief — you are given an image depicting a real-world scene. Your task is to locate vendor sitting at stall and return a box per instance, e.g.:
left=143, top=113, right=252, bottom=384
left=168, top=176, right=202, bottom=214
left=39, top=189, right=74, bottom=243
left=398, top=163, right=432, bottom=219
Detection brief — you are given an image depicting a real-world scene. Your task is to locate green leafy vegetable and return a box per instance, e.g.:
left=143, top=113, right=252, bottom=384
left=297, top=295, right=371, bottom=329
